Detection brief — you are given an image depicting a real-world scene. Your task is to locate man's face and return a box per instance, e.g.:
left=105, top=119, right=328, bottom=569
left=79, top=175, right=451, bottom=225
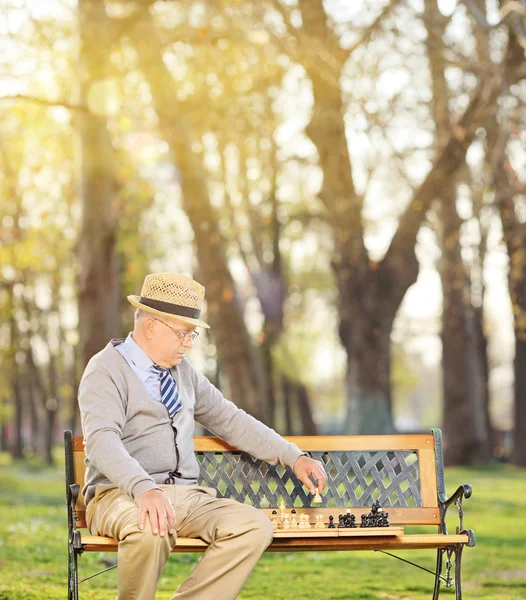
left=147, top=316, right=197, bottom=368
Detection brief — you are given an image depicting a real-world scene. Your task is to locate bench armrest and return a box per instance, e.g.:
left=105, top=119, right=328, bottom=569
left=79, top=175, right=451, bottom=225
left=67, top=483, right=84, bottom=551
left=442, top=483, right=472, bottom=509
left=438, top=484, right=476, bottom=546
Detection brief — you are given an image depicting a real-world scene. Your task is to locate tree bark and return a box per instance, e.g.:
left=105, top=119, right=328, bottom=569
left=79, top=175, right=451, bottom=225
left=77, top=0, right=121, bottom=369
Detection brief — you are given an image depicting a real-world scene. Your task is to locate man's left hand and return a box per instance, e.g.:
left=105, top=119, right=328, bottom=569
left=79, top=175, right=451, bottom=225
left=293, top=455, right=328, bottom=494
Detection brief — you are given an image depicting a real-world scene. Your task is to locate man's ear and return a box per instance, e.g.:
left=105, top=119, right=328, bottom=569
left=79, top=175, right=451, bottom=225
left=144, top=315, right=155, bottom=339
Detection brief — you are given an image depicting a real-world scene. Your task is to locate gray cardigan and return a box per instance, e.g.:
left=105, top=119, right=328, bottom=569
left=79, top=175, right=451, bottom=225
left=79, top=340, right=304, bottom=506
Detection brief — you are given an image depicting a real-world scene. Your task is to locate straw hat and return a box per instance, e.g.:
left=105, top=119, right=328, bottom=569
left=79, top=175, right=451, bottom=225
left=128, top=273, right=210, bottom=329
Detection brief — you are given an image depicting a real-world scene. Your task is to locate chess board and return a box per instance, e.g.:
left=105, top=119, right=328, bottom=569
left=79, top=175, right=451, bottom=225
left=273, top=526, right=404, bottom=538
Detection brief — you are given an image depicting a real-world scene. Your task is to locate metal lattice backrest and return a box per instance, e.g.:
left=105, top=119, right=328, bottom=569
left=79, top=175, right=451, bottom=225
left=196, top=449, right=421, bottom=509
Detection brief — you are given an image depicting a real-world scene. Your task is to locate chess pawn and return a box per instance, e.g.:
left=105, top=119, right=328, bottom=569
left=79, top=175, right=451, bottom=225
left=290, top=509, right=298, bottom=529
left=283, top=514, right=291, bottom=529
left=313, top=487, right=322, bottom=504
left=315, top=515, right=325, bottom=529
left=328, top=515, right=336, bottom=529
left=271, top=510, right=279, bottom=531
left=300, top=514, right=309, bottom=529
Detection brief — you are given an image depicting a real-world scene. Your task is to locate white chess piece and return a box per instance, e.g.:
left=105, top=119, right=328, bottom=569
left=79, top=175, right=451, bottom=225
left=271, top=514, right=280, bottom=531
left=291, top=512, right=298, bottom=529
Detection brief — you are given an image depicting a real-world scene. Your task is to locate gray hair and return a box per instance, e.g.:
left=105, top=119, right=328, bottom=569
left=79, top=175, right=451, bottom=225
left=134, top=308, right=150, bottom=325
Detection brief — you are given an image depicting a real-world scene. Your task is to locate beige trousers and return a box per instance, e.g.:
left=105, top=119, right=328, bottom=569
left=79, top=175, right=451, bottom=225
left=86, top=484, right=273, bottom=600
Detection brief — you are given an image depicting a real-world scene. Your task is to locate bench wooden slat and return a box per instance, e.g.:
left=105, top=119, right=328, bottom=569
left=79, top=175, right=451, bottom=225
left=418, top=447, right=439, bottom=508
left=73, top=505, right=441, bottom=531
left=80, top=532, right=470, bottom=554
left=73, top=434, right=436, bottom=452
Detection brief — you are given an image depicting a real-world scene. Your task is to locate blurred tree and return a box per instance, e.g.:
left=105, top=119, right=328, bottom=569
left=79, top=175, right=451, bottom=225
left=467, top=0, right=526, bottom=465
left=77, top=0, right=121, bottom=368
left=423, top=0, right=492, bottom=464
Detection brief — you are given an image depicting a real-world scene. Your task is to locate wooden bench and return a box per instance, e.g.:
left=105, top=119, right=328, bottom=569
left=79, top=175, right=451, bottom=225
left=64, top=429, right=475, bottom=600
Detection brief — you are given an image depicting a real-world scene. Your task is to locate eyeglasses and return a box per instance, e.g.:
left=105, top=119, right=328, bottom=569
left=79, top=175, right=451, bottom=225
left=151, top=316, right=199, bottom=342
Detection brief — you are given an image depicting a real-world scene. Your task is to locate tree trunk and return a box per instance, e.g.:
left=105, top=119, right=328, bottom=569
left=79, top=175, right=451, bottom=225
left=282, top=377, right=294, bottom=435
left=127, top=13, right=269, bottom=423
left=511, top=338, right=526, bottom=465
left=26, top=374, right=41, bottom=456
left=12, top=378, right=24, bottom=460
left=424, top=0, right=491, bottom=463
left=439, top=200, right=491, bottom=463
left=297, top=384, right=318, bottom=436
left=77, top=0, right=121, bottom=369
left=489, top=129, right=526, bottom=466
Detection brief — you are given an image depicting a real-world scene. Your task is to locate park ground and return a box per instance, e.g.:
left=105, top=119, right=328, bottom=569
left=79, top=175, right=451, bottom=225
left=1, top=455, right=525, bottom=600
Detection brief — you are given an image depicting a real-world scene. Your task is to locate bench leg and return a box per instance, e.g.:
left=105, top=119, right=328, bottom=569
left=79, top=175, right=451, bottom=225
left=432, top=549, right=443, bottom=599
left=68, top=542, right=79, bottom=600
left=454, top=545, right=464, bottom=600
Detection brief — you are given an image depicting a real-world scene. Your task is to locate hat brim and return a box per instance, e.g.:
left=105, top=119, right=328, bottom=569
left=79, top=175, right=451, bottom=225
left=127, top=295, right=210, bottom=329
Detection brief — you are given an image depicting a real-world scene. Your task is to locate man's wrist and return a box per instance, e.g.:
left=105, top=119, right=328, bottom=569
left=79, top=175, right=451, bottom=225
left=132, top=480, right=160, bottom=500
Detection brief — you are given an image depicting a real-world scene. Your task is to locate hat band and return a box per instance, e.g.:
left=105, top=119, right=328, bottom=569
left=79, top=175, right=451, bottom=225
left=139, top=297, right=201, bottom=320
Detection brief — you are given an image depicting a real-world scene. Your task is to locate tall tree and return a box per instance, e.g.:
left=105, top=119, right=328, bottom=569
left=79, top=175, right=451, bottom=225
left=77, top=0, right=121, bottom=368
left=465, top=0, right=526, bottom=464
left=423, top=0, right=491, bottom=463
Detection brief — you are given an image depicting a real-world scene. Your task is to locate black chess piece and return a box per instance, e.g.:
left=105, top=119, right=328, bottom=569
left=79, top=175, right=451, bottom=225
left=338, top=514, right=345, bottom=528
left=328, top=515, right=336, bottom=529
left=360, top=513, right=367, bottom=528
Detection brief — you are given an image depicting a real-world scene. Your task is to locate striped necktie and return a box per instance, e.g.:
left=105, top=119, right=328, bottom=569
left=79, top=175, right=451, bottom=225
left=152, top=365, right=182, bottom=418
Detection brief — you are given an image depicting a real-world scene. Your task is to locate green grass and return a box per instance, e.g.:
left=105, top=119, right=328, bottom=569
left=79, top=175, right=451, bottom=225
left=1, top=461, right=525, bottom=599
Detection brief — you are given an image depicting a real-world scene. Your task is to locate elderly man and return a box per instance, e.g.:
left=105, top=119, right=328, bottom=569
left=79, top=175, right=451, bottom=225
left=79, top=272, right=327, bottom=600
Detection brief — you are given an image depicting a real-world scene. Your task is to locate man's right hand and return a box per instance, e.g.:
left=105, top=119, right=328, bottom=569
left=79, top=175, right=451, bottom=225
left=136, top=488, right=176, bottom=536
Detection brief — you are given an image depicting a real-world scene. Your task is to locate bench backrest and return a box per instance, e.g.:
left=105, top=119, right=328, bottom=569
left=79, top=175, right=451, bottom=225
left=65, top=431, right=445, bottom=528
